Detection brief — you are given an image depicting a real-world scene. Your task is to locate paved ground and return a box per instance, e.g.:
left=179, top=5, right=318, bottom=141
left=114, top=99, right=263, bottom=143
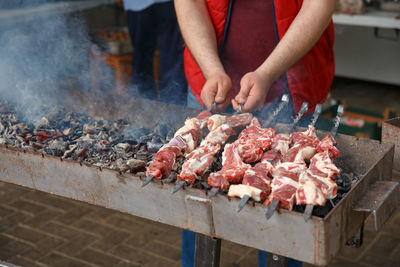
left=0, top=170, right=399, bottom=267
left=1, top=77, right=400, bottom=267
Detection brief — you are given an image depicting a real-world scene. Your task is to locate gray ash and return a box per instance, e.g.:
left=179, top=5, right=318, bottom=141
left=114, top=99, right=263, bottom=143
left=0, top=102, right=174, bottom=174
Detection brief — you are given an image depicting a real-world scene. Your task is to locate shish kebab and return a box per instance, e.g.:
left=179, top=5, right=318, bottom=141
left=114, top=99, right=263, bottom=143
left=207, top=94, right=290, bottom=198
left=172, top=112, right=254, bottom=193
left=230, top=104, right=322, bottom=213
left=265, top=105, right=343, bottom=221
left=300, top=104, right=344, bottom=221
left=143, top=110, right=212, bottom=187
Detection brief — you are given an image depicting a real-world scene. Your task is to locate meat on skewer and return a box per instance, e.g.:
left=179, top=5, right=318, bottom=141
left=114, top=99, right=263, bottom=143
left=143, top=111, right=211, bottom=187
left=208, top=118, right=275, bottom=194
left=173, top=113, right=253, bottom=193
left=266, top=124, right=321, bottom=218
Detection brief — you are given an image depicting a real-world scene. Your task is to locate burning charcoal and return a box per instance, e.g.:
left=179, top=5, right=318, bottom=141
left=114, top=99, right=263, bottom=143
left=154, top=122, right=169, bottom=139
left=114, top=143, right=131, bottom=153
left=0, top=121, right=4, bottom=133
left=34, top=117, right=49, bottom=129
left=123, top=126, right=150, bottom=143
left=49, top=139, right=67, bottom=156
left=63, top=143, right=78, bottom=158
left=0, top=138, right=6, bottom=145
left=126, top=158, right=146, bottom=173
left=83, top=124, right=99, bottom=134
left=63, top=128, right=73, bottom=136
left=147, top=136, right=164, bottom=153
left=31, top=142, right=44, bottom=149
left=136, top=151, right=149, bottom=161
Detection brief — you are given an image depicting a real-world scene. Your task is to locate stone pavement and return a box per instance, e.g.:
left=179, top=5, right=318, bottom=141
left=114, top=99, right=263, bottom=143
left=0, top=170, right=399, bottom=267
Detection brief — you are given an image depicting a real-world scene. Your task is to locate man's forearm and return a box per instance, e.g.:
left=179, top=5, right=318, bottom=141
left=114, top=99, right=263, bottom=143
left=174, top=0, right=224, bottom=79
left=257, top=0, right=336, bottom=81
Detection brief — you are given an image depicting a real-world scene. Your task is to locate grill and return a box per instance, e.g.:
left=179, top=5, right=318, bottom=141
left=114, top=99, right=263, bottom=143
left=0, top=98, right=398, bottom=266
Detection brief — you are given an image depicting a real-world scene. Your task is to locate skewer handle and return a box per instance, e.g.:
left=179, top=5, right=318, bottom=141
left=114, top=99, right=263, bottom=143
left=288, top=102, right=309, bottom=132
left=310, top=104, right=322, bottom=127
left=208, top=102, right=217, bottom=112
left=330, top=104, right=344, bottom=137
left=264, top=94, right=289, bottom=127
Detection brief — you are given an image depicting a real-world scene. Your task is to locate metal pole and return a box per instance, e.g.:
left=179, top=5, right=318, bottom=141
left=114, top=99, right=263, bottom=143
left=266, top=253, right=288, bottom=267
left=194, top=233, right=221, bottom=267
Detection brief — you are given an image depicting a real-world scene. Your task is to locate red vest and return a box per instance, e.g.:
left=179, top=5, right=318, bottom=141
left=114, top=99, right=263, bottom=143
left=183, top=0, right=335, bottom=114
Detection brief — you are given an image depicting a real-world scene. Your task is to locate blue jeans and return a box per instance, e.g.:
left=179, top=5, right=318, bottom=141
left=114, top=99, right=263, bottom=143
left=182, top=89, right=305, bottom=267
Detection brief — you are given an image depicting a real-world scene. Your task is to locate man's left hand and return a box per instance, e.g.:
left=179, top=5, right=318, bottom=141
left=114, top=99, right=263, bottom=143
left=232, top=70, right=273, bottom=112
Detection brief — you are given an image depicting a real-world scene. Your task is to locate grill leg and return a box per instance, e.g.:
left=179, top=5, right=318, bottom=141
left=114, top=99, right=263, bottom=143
left=194, top=233, right=221, bottom=267
left=266, top=253, right=288, bottom=267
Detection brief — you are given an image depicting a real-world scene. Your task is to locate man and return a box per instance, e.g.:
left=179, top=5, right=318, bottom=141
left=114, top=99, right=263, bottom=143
left=121, top=0, right=187, bottom=105
left=174, top=0, right=337, bottom=266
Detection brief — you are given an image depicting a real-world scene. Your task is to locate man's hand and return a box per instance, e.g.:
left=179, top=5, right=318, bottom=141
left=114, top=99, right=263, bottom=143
left=201, top=72, right=232, bottom=112
left=232, top=70, right=273, bottom=112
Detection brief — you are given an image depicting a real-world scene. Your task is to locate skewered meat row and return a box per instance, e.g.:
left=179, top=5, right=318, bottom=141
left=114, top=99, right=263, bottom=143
left=266, top=126, right=321, bottom=210
left=227, top=128, right=290, bottom=204
left=177, top=113, right=253, bottom=185
left=145, top=111, right=211, bottom=180
left=296, top=135, right=340, bottom=206
left=208, top=118, right=275, bottom=190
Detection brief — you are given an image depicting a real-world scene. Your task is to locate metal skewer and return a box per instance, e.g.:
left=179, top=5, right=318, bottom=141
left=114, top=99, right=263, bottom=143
left=142, top=174, right=154, bottom=187
left=264, top=94, right=290, bottom=126
left=266, top=199, right=279, bottom=220
left=265, top=102, right=310, bottom=220
left=288, top=102, right=309, bottom=133
left=235, top=95, right=290, bottom=213
left=304, top=104, right=344, bottom=222
left=208, top=187, right=219, bottom=198
left=236, top=194, right=251, bottom=213
left=235, top=104, right=243, bottom=114
left=172, top=180, right=185, bottom=194
left=208, top=102, right=217, bottom=112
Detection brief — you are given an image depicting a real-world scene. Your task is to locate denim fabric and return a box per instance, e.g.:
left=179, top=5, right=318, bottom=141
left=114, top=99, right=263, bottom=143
left=183, top=88, right=307, bottom=267
left=126, top=2, right=187, bottom=106
left=181, top=230, right=196, bottom=267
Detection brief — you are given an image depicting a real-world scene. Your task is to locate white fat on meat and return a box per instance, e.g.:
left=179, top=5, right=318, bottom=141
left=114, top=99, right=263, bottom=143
left=201, top=124, right=231, bottom=145
left=304, top=171, right=337, bottom=198
left=174, top=118, right=199, bottom=137
left=208, top=114, right=226, bottom=131
left=271, top=176, right=300, bottom=190
left=228, top=184, right=262, bottom=201
left=271, top=162, right=307, bottom=177
left=303, top=125, right=317, bottom=137
left=312, top=152, right=340, bottom=179
left=273, top=134, right=290, bottom=154
left=180, top=132, right=196, bottom=153
left=297, top=180, right=326, bottom=206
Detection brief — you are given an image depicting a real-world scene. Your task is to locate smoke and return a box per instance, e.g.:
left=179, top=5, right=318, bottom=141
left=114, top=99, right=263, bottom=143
left=0, top=1, right=113, bottom=123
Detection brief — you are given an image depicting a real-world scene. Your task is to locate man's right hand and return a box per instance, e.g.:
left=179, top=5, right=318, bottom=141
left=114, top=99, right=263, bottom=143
left=201, top=72, right=232, bottom=112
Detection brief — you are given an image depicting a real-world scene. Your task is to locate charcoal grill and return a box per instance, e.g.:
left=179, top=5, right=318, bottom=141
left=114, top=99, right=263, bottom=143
left=0, top=99, right=398, bottom=266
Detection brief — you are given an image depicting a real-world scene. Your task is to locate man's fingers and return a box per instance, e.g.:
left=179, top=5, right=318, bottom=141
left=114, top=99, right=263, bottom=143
left=215, top=79, right=231, bottom=103
left=236, top=78, right=253, bottom=104
left=201, top=81, right=218, bottom=109
left=243, top=90, right=264, bottom=112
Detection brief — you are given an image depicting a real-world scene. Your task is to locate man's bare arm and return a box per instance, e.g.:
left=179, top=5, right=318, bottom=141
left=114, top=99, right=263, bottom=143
left=175, top=0, right=231, bottom=111
left=234, top=0, right=337, bottom=111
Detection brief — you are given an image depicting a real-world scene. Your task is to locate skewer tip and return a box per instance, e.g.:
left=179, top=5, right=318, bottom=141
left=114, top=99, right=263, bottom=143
left=172, top=180, right=185, bottom=194
left=237, top=194, right=251, bottom=213
left=304, top=204, right=314, bottom=222
left=265, top=199, right=279, bottom=220
left=141, top=175, right=154, bottom=187
left=208, top=187, right=219, bottom=198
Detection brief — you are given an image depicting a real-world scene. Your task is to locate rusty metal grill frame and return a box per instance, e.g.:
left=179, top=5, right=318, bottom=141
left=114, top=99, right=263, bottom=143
left=0, top=127, right=396, bottom=265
